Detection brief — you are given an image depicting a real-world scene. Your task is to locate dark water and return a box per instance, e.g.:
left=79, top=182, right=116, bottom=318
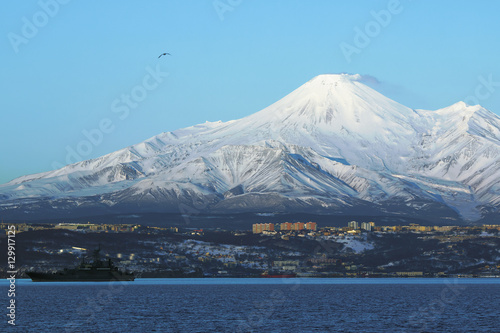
left=2, top=278, right=499, bottom=332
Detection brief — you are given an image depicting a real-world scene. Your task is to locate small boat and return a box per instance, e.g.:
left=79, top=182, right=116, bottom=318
left=26, top=247, right=134, bottom=282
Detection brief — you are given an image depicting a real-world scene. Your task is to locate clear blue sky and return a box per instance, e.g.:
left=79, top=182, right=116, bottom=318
left=1, top=0, right=499, bottom=184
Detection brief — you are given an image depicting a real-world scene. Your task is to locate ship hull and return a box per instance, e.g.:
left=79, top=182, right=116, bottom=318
left=27, top=270, right=135, bottom=282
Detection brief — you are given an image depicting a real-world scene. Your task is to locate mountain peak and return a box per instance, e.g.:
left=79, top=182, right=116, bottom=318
left=248, top=73, right=415, bottom=128
left=447, top=101, right=479, bottom=111
left=308, top=73, right=363, bottom=85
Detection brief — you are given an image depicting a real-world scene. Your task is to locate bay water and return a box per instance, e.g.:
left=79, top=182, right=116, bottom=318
left=2, top=278, right=499, bottom=332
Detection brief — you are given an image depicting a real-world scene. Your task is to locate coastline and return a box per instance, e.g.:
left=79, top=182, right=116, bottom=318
left=4, top=276, right=500, bottom=286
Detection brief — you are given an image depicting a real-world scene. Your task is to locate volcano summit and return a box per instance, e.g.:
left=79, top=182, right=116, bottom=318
left=2, top=74, right=500, bottom=223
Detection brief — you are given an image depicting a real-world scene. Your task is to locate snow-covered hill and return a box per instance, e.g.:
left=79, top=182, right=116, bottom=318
left=2, top=74, right=500, bottom=222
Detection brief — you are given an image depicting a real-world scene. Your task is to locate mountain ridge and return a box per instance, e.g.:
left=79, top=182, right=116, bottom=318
left=2, top=74, right=500, bottom=223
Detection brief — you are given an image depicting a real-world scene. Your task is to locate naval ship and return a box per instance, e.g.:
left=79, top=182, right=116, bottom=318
left=26, top=247, right=135, bottom=282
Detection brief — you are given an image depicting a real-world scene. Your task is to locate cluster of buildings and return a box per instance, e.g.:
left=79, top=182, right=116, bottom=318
left=3, top=218, right=500, bottom=279
left=0, top=222, right=185, bottom=236
left=347, top=221, right=375, bottom=231
left=251, top=220, right=373, bottom=235
left=0, top=222, right=147, bottom=234
left=252, top=222, right=317, bottom=234
left=54, top=223, right=139, bottom=232
left=325, top=222, right=478, bottom=234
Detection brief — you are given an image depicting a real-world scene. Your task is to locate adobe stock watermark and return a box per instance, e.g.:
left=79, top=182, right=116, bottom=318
left=7, top=0, right=71, bottom=54
left=51, top=64, right=168, bottom=170
left=463, top=74, right=500, bottom=106
left=339, top=0, right=405, bottom=64
left=405, top=279, right=466, bottom=332
left=236, top=289, right=287, bottom=332
left=178, top=200, right=212, bottom=226
left=235, top=239, right=333, bottom=331
left=63, top=273, right=139, bottom=333
left=213, top=0, right=243, bottom=21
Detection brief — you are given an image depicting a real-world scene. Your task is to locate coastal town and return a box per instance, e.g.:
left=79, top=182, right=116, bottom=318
left=1, top=221, right=499, bottom=279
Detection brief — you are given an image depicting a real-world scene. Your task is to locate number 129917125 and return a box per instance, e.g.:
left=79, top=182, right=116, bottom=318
left=7, top=226, right=15, bottom=268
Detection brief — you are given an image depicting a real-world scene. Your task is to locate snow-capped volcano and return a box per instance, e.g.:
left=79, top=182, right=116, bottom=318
left=2, top=74, right=500, bottom=222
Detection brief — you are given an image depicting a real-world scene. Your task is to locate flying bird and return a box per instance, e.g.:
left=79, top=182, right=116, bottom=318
left=158, top=52, right=171, bottom=58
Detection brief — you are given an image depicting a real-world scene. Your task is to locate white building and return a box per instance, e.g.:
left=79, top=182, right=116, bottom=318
left=348, top=221, right=359, bottom=230
left=361, top=222, right=372, bottom=231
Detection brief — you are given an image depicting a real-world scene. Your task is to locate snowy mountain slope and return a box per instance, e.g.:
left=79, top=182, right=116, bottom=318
left=1, top=74, right=500, bottom=222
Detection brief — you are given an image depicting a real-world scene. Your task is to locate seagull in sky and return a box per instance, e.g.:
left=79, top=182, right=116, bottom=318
left=158, top=52, right=171, bottom=58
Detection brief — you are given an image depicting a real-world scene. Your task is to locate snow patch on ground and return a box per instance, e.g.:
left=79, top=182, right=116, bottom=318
left=337, top=236, right=375, bottom=253
left=322, top=234, right=375, bottom=253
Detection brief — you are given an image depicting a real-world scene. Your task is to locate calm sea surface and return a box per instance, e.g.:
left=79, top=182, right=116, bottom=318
left=1, top=278, right=499, bottom=332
